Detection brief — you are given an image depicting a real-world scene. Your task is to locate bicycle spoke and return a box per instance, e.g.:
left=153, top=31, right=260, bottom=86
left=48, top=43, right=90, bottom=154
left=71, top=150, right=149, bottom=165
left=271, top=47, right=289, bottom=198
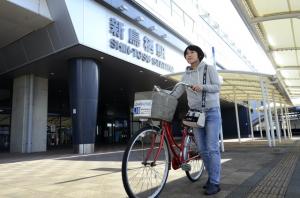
left=122, top=127, right=170, bottom=198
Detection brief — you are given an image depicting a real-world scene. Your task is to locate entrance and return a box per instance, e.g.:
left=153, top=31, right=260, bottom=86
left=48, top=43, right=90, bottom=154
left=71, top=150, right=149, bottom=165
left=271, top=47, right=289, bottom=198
left=102, top=118, right=129, bottom=144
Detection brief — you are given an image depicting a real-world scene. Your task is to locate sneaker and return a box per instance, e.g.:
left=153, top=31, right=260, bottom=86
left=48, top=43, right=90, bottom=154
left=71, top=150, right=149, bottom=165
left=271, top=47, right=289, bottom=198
left=202, top=179, right=210, bottom=189
left=204, top=183, right=220, bottom=195
left=181, top=163, right=191, bottom=171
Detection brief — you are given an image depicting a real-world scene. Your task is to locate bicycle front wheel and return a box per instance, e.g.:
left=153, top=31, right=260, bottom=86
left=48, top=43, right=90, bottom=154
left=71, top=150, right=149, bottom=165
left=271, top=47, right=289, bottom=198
left=122, top=126, right=170, bottom=198
left=183, top=134, right=204, bottom=182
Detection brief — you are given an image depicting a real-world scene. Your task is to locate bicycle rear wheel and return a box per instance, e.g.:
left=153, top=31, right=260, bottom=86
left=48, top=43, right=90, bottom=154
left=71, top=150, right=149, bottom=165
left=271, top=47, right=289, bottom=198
left=183, top=134, right=204, bottom=182
left=122, top=126, right=170, bottom=198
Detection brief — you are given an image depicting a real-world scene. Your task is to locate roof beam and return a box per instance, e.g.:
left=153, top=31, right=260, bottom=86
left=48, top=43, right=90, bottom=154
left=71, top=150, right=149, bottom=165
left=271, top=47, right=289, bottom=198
left=251, top=12, right=300, bottom=23
left=285, top=86, right=300, bottom=88
left=276, top=66, right=300, bottom=71
left=272, top=47, right=300, bottom=51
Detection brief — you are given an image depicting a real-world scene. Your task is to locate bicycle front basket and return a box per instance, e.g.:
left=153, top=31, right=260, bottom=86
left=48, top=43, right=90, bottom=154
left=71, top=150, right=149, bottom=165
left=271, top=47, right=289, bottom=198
left=133, top=91, right=178, bottom=122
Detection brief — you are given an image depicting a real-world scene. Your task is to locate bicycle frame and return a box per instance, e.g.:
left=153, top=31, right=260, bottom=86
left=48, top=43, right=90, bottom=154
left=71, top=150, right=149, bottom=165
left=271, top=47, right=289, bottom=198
left=144, top=121, right=194, bottom=170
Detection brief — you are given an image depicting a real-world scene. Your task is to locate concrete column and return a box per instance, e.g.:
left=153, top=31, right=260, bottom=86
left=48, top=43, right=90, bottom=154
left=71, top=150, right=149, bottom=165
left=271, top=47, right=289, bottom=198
left=69, top=58, right=99, bottom=154
left=10, top=74, right=48, bottom=153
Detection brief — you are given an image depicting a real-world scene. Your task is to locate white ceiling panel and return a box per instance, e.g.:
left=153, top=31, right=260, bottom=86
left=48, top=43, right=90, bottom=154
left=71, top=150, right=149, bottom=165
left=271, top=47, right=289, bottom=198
left=293, top=19, right=300, bottom=47
left=263, top=20, right=294, bottom=48
left=290, top=91, right=300, bottom=95
left=280, top=70, right=300, bottom=78
left=250, top=0, right=288, bottom=16
left=290, top=0, right=300, bottom=10
left=273, top=51, right=298, bottom=66
left=284, top=79, right=300, bottom=86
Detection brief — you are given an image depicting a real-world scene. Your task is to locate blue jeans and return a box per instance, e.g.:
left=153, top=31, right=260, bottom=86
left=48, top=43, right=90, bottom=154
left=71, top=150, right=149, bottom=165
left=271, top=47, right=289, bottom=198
left=193, top=107, right=221, bottom=185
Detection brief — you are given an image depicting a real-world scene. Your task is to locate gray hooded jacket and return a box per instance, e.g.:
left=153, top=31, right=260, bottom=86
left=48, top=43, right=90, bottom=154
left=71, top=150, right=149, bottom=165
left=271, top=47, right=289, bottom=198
left=171, top=61, right=221, bottom=110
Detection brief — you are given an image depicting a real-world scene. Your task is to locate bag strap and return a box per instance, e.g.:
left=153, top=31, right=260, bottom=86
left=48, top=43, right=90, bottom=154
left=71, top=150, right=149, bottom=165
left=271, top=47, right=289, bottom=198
left=201, top=65, right=208, bottom=108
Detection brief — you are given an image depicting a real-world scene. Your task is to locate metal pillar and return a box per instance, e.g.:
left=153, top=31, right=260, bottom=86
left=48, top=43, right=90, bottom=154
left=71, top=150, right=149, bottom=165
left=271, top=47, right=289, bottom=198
left=284, top=105, right=290, bottom=138
left=234, top=90, right=241, bottom=143
left=247, top=96, right=254, bottom=140
left=256, top=100, right=263, bottom=138
left=280, top=103, right=287, bottom=140
left=264, top=84, right=275, bottom=146
left=220, top=126, right=224, bottom=152
left=211, top=47, right=224, bottom=152
left=260, top=79, right=272, bottom=147
left=272, top=93, right=281, bottom=142
left=69, top=58, right=99, bottom=154
left=285, top=106, right=292, bottom=139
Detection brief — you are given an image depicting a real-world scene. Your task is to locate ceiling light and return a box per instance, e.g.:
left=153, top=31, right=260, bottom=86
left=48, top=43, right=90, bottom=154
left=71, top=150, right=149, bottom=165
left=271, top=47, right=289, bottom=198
left=211, top=21, right=219, bottom=29
left=139, top=70, right=143, bottom=73
left=119, top=5, right=128, bottom=11
left=100, top=57, right=104, bottom=59
left=161, top=34, right=167, bottom=39
left=135, top=16, right=144, bottom=22
left=199, top=12, right=209, bottom=19
left=50, top=72, right=55, bottom=76
left=149, top=26, right=156, bottom=31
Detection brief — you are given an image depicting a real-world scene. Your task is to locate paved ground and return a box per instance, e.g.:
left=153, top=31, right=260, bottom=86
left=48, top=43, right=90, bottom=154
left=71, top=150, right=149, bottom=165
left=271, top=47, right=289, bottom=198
left=0, top=138, right=299, bottom=198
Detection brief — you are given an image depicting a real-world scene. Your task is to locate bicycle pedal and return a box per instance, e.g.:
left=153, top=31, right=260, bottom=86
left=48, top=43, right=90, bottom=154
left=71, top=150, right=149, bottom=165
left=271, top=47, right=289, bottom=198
left=181, top=163, right=191, bottom=171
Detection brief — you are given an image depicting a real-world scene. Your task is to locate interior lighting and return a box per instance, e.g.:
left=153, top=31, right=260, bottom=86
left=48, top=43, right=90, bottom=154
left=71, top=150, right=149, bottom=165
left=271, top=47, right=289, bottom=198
left=161, top=34, right=167, bottom=39
left=135, top=16, right=144, bottom=22
left=199, top=12, right=210, bottom=19
left=118, top=5, right=128, bottom=12
left=149, top=26, right=156, bottom=31
left=211, top=21, right=219, bottom=29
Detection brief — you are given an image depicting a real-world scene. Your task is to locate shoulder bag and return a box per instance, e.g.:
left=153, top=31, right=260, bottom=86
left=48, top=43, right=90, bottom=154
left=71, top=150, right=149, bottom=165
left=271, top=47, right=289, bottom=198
left=182, top=65, right=207, bottom=128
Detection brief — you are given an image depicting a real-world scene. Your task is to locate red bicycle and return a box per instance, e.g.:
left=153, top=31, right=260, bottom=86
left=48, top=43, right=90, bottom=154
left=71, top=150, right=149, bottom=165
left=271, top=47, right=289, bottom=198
left=122, top=83, right=204, bottom=198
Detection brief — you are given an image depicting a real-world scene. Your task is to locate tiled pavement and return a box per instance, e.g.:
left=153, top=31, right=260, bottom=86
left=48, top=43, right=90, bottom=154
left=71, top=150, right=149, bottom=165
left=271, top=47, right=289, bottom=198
left=0, top=138, right=300, bottom=198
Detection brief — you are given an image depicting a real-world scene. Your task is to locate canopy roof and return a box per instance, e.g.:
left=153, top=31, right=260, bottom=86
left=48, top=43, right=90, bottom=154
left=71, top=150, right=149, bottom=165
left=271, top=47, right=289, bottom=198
left=231, top=0, right=300, bottom=106
left=166, top=69, right=291, bottom=105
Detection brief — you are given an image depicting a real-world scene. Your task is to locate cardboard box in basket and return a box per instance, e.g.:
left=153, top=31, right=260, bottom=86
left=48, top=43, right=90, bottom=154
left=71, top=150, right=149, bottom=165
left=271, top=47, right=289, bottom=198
left=133, top=91, right=178, bottom=122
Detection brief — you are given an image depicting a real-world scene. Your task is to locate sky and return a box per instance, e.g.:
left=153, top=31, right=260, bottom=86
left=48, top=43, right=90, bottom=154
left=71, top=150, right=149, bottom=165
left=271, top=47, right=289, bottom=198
left=198, top=0, right=276, bottom=75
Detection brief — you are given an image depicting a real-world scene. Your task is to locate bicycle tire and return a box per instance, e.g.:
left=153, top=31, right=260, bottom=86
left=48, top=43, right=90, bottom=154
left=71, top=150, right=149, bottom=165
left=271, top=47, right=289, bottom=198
left=183, top=135, right=204, bottom=182
left=122, top=126, right=170, bottom=198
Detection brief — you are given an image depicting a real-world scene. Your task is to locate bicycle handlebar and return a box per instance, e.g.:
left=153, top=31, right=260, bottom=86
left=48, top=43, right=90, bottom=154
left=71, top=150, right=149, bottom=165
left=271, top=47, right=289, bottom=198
left=153, top=82, right=192, bottom=95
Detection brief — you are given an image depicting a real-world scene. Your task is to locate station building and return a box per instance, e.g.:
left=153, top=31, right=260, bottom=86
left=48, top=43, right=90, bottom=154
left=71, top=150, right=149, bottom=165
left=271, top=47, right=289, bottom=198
left=0, top=0, right=297, bottom=154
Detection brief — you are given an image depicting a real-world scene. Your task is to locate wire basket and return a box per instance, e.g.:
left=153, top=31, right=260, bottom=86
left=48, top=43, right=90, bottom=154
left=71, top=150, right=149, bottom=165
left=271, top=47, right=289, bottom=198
left=133, top=90, right=178, bottom=122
